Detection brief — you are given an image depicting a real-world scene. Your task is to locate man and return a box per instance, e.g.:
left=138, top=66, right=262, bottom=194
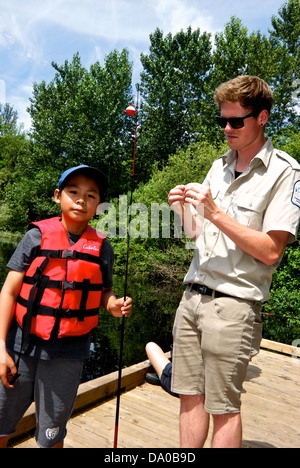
left=168, top=76, right=300, bottom=448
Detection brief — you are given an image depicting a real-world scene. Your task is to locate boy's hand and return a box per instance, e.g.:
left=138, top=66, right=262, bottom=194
left=108, top=296, right=132, bottom=317
left=0, top=344, right=18, bottom=389
left=100, top=288, right=132, bottom=317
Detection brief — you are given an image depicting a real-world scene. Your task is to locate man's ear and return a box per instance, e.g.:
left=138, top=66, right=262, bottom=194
left=259, top=109, right=269, bottom=127
left=54, top=189, right=61, bottom=205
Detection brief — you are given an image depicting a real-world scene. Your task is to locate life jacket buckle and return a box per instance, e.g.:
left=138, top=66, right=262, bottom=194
left=61, top=309, right=72, bottom=318
left=62, top=250, right=76, bottom=259
left=63, top=280, right=75, bottom=290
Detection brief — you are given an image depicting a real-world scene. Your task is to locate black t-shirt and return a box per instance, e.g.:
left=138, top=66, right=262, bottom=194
left=6, top=226, right=114, bottom=360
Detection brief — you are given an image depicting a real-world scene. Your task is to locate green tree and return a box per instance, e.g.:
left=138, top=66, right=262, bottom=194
left=1, top=51, right=134, bottom=232
left=211, top=16, right=278, bottom=84
left=211, top=17, right=248, bottom=85
left=268, top=0, right=300, bottom=134
left=0, top=103, right=19, bottom=136
left=139, top=27, right=212, bottom=179
left=0, top=104, right=30, bottom=215
left=210, top=17, right=280, bottom=138
left=28, top=50, right=134, bottom=196
left=208, top=17, right=251, bottom=142
left=208, top=5, right=299, bottom=138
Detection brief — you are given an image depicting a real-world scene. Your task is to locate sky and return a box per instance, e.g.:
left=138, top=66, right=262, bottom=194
left=0, top=0, right=287, bottom=131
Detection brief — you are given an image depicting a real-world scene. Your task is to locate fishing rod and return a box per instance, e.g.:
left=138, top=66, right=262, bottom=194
left=260, top=312, right=300, bottom=322
left=113, top=85, right=139, bottom=449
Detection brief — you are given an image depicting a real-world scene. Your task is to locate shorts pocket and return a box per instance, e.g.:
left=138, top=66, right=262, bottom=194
left=214, top=297, right=250, bottom=322
left=250, top=320, right=263, bottom=357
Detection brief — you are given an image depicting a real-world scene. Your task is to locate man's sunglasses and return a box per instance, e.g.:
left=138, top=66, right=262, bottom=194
left=216, top=112, right=258, bottom=129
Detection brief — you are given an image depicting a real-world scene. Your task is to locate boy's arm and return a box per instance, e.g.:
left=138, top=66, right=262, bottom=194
left=100, top=288, right=132, bottom=317
left=0, top=271, right=25, bottom=388
left=0, top=271, right=25, bottom=342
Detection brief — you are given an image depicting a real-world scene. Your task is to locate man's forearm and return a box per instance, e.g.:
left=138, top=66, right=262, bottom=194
left=209, top=208, right=289, bottom=266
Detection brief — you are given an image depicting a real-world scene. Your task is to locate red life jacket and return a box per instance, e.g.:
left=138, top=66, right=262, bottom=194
left=15, top=217, right=105, bottom=342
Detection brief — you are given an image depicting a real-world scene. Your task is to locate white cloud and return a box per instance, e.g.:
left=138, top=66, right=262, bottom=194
left=0, top=0, right=287, bottom=130
left=12, top=91, right=33, bottom=131
left=0, top=79, right=6, bottom=105
left=153, top=0, right=216, bottom=36
left=0, top=0, right=215, bottom=53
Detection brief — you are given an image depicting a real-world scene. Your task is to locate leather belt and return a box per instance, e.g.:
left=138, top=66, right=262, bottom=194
left=189, top=283, right=233, bottom=299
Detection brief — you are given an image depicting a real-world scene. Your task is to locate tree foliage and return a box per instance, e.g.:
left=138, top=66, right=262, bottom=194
left=268, top=0, right=300, bottom=133
left=0, top=1, right=298, bottom=230
left=139, top=27, right=212, bottom=179
left=28, top=50, right=134, bottom=194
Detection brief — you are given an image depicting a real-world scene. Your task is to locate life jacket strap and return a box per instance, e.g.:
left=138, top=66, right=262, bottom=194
left=39, top=249, right=103, bottom=266
left=22, top=275, right=102, bottom=291
left=17, top=295, right=99, bottom=319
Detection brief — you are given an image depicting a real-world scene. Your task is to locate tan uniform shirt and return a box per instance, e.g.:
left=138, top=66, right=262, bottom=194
left=184, top=138, right=300, bottom=301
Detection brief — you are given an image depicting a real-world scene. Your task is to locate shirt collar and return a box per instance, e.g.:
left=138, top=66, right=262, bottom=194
left=222, top=138, right=274, bottom=171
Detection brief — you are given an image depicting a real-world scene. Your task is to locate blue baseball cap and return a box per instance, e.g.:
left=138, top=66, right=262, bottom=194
left=57, top=165, right=108, bottom=200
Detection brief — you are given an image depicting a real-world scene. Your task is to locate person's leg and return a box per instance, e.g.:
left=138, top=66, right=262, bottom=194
left=0, top=436, right=9, bottom=448
left=145, top=342, right=170, bottom=379
left=34, top=358, right=84, bottom=448
left=180, top=394, right=209, bottom=448
left=0, top=352, right=37, bottom=448
left=52, top=440, right=64, bottom=448
left=172, top=290, right=208, bottom=445
left=146, top=342, right=178, bottom=397
left=201, top=297, right=262, bottom=449
left=211, top=412, right=242, bottom=448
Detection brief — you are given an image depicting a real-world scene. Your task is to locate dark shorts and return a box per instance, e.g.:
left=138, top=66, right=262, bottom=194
left=160, top=362, right=179, bottom=398
left=0, top=351, right=84, bottom=447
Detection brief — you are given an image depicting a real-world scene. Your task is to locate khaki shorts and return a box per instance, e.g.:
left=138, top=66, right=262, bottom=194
left=172, top=287, right=262, bottom=414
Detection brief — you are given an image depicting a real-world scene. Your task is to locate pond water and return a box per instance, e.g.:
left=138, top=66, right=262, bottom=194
left=0, top=237, right=184, bottom=383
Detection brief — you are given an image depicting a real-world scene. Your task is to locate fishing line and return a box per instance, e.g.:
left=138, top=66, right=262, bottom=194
left=260, top=312, right=300, bottom=322
left=114, top=85, right=139, bottom=449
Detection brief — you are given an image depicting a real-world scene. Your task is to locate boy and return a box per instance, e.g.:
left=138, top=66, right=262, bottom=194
left=168, top=76, right=300, bottom=447
left=0, top=165, right=132, bottom=448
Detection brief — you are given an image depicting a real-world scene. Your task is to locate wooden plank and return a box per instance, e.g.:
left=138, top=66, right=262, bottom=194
left=260, top=338, right=300, bottom=357
left=74, top=358, right=152, bottom=411
left=10, top=358, right=153, bottom=441
left=10, top=341, right=300, bottom=448
left=241, top=349, right=300, bottom=448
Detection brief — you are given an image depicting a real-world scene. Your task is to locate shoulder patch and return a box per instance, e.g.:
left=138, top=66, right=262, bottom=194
left=291, top=180, right=300, bottom=208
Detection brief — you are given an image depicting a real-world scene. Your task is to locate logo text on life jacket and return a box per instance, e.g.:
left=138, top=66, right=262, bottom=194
left=83, top=242, right=99, bottom=252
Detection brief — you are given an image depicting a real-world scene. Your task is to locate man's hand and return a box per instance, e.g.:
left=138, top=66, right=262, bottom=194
left=168, top=184, right=204, bottom=240
left=168, top=185, right=186, bottom=216
left=184, top=183, right=218, bottom=220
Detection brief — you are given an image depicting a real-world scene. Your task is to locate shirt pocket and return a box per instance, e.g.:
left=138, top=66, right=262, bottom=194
left=234, top=193, right=267, bottom=230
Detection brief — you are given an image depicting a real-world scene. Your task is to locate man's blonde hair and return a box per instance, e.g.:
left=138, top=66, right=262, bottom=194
left=214, top=76, right=274, bottom=114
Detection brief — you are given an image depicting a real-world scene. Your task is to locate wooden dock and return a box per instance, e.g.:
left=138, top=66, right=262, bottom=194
left=9, top=339, right=300, bottom=448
